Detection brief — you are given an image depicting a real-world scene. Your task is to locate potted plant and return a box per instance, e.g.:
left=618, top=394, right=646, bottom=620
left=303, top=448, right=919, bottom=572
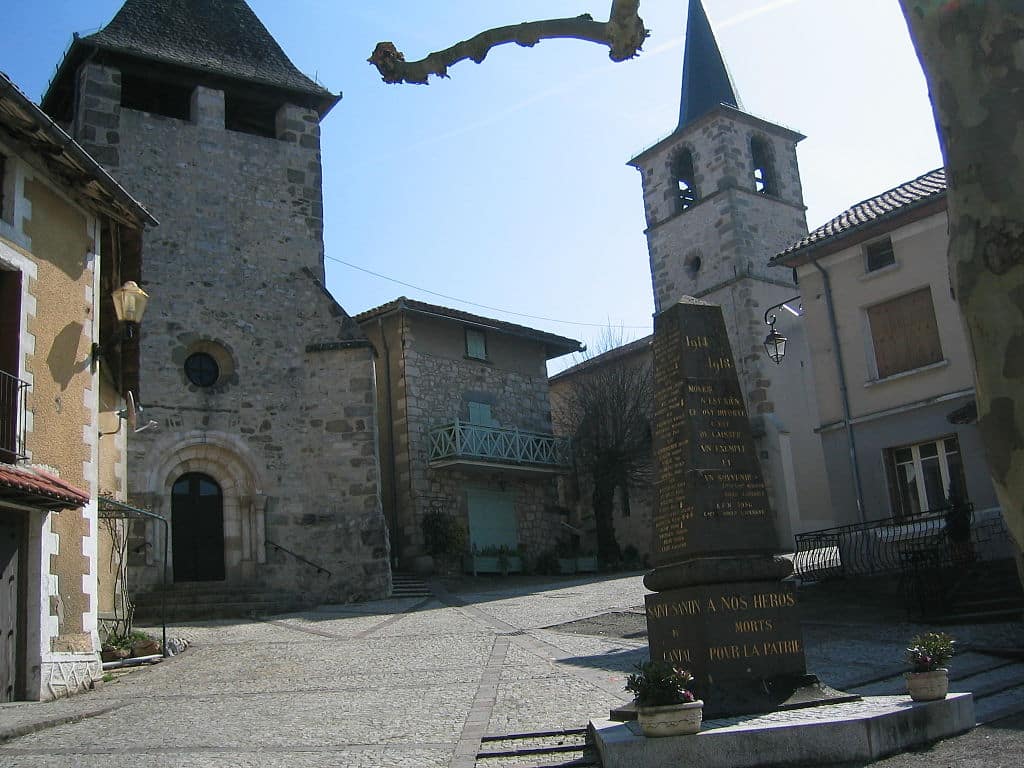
left=906, top=631, right=955, bottom=701
left=625, top=660, right=703, bottom=737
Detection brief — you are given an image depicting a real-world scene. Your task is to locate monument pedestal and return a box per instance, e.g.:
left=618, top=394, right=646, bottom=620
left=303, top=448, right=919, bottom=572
left=594, top=694, right=976, bottom=768
left=641, top=298, right=855, bottom=718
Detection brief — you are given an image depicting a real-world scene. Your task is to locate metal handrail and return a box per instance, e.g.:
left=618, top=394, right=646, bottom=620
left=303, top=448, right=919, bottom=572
left=428, top=420, right=571, bottom=467
left=0, top=369, right=29, bottom=462
left=793, top=504, right=974, bottom=582
left=265, top=539, right=331, bottom=578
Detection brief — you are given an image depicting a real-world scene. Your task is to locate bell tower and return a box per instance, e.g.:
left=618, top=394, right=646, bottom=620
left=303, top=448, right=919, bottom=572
left=629, top=0, right=828, bottom=543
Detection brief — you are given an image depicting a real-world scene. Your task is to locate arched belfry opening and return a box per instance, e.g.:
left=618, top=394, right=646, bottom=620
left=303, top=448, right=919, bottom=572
left=171, top=473, right=225, bottom=582
left=671, top=149, right=699, bottom=212
left=750, top=136, right=777, bottom=196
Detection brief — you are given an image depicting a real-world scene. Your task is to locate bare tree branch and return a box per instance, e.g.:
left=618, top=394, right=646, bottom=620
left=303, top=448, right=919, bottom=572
left=369, top=0, right=648, bottom=85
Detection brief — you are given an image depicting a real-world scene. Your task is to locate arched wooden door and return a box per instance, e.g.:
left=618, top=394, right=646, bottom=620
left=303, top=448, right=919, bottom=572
left=171, top=473, right=225, bottom=582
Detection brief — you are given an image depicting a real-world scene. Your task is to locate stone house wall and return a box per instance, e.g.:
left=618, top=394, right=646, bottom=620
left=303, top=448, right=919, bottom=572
left=361, top=308, right=566, bottom=570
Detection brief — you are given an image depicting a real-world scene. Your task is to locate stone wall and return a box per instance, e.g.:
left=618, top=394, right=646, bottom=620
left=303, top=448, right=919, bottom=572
left=376, top=312, right=564, bottom=568
left=73, top=62, right=389, bottom=604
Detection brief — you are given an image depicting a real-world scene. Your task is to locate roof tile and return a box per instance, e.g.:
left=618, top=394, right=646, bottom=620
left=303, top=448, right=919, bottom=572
left=773, top=168, right=946, bottom=264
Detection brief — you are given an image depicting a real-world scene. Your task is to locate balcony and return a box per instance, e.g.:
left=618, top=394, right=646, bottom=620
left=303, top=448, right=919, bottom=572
left=0, top=369, right=28, bottom=463
left=428, top=420, right=571, bottom=474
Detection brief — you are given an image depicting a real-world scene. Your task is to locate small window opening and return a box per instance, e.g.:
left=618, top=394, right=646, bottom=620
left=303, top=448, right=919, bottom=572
left=184, top=352, right=220, bottom=388
left=671, top=149, right=699, bottom=212
left=750, top=137, right=776, bottom=196
left=865, top=237, right=896, bottom=272
left=224, top=92, right=279, bottom=138
left=465, top=327, right=487, bottom=360
left=120, top=72, right=191, bottom=120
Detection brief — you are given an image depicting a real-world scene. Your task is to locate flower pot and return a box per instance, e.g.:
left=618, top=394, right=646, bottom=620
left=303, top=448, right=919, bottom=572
left=637, top=700, right=703, bottom=737
left=557, top=558, right=576, bottom=575
left=906, top=669, right=949, bottom=701
left=575, top=556, right=598, bottom=573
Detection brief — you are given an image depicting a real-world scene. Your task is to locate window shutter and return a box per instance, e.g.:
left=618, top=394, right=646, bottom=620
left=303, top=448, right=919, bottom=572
left=468, top=402, right=494, bottom=426
left=868, top=288, right=942, bottom=378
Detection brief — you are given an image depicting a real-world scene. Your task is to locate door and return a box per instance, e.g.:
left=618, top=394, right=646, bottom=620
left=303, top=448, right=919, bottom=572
left=171, top=473, right=225, bottom=581
left=466, top=489, right=517, bottom=551
left=0, top=512, right=24, bottom=702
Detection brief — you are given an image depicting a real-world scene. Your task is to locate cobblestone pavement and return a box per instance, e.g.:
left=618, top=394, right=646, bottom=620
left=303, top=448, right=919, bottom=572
left=0, top=573, right=1021, bottom=767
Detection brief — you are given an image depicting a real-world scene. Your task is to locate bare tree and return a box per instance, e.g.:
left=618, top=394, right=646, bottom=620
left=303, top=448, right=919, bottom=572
left=368, top=1, right=647, bottom=84
left=899, top=0, right=1024, bottom=581
left=553, top=333, right=653, bottom=564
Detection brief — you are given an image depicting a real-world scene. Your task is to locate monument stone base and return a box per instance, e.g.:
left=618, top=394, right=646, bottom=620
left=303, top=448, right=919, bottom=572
left=593, top=693, right=975, bottom=768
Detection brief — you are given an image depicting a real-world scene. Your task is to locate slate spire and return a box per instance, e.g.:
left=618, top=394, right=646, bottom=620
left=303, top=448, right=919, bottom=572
left=678, top=0, right=742, bottom=129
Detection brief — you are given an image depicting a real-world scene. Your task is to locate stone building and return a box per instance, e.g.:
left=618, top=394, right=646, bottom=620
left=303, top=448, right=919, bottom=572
left=41, top=0, right=390, bottom=613
left=1, top=72, right=154, bottom=699
left=624, top=0, right=831, bottom=544
left=356, top=298, right=581, bottom=573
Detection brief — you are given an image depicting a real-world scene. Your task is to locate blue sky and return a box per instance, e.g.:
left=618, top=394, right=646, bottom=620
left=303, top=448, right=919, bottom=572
left=2, top=1, right=942, bottom=370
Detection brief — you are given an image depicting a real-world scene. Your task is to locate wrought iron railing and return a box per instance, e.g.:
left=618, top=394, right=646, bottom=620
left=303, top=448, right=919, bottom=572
left=428, top=420, right=571, bottom=469
left=266, top=539, right=331, bottom=578
left=0, top=369, right=29, bottom=463
left=792, top=504, right=976, bottom=582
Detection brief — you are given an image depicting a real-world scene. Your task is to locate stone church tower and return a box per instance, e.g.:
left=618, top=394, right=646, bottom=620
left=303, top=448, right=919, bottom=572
left=42, top=0, right=391, bottom=610
left=629, top=0, right=830, bottom=542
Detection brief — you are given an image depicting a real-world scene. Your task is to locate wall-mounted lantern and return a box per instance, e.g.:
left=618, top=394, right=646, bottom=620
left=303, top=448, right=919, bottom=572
left=92, top=280, right=150, bottom=364
left=763, top=296, right=802, bottom=365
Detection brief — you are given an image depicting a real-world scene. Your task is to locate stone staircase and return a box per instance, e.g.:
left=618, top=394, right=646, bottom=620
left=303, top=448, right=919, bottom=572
left=390, top=573, right=433, bottom=599
left=942, top=559, right=1024, bottom=624
left=131, top=582, right=310, bottom=623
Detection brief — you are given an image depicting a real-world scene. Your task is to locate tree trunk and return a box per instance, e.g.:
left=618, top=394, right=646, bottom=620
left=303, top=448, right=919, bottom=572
left=899, top=1, right=1024, bottom=582
left=592, top=473, right=621, bottom=565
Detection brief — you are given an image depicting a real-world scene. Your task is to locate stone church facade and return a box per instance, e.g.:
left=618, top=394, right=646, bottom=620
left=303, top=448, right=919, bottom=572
left=627, top=0, right=832, bottom=543
left=41, top=0, right=390, bottom=609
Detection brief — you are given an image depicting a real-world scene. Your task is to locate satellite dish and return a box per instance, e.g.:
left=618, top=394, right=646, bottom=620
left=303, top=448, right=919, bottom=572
left=124, top=391, right=138, bottom=430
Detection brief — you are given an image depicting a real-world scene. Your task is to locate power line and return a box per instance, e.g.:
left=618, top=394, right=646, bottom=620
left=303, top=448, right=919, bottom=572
left=326, top=254, right=652, bottom=330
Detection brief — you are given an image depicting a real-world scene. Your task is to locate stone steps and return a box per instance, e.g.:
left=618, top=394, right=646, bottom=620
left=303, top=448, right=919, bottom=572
left=391, top=573, right=432, bottom=599
left=131, top=584, right=309, bottom=622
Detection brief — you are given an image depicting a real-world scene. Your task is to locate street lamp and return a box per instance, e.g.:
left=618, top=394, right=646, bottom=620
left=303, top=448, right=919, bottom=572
left=92, top=280, right=150, bottom=363
left=763, top=295, right=801, bottom=365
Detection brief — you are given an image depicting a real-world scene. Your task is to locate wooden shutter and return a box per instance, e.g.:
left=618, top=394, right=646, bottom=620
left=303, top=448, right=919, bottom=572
left=868, top=288, right=942, bottom=379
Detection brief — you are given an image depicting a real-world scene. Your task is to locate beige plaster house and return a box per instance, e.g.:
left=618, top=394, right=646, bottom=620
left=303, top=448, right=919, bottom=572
left=0, top=73, right=154, bottom=700
left=771, top=169, right=999, bottom=526
left=356, top=298, right=582, bottom=573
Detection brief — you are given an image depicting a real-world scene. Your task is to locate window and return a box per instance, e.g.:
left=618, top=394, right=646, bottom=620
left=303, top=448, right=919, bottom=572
left=465, top=327, right=487, bottom=360
left=867, top=287, right=943, bottom=379
left=224, top=91, right=279, bottom=138
left=750, top=137, right=776, bottom=196
left=468, top=401, right=497, bottom=426
left=865, top=237, right=896, bottom=272
left=671, top=149, right=698, bottom=212
left=886, top=436, right=966, bottom=518
left=184, top=352, right=219, bottom=387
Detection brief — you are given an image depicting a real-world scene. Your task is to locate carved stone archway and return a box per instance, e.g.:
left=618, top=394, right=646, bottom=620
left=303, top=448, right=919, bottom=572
left=139, top=432, right=266, bottom=583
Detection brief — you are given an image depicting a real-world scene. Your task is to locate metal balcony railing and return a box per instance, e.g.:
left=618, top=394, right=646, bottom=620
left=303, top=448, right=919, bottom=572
left=0, top=369, right=29, bottom=463
left=428, top=420, right=571, bottom=470
left=792, top=503, right=982, bottom=582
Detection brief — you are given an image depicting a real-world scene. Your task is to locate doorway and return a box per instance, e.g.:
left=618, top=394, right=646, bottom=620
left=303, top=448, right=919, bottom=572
left=171, top=473, right=225, bottom=581
left=0, top=510, right=25, bottom=701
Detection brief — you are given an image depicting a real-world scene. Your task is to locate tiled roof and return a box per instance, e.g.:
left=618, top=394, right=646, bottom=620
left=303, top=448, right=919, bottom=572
left=0, top=464, right=89, bottom=509
left=773, top=168, right=946, bottom=265
left=84, top=0, right=334, bottom=99
left=550, top=335, right=652, bottom=382
left=354, top=297, right=583, bottom=359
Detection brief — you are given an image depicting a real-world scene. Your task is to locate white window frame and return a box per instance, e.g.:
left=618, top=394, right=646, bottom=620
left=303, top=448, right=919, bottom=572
left=887, top=435, right=963, bottom=518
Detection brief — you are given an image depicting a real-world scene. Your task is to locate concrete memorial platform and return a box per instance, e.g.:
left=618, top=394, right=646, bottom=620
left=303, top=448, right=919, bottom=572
left=593, top=693, right=976, bottom=768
